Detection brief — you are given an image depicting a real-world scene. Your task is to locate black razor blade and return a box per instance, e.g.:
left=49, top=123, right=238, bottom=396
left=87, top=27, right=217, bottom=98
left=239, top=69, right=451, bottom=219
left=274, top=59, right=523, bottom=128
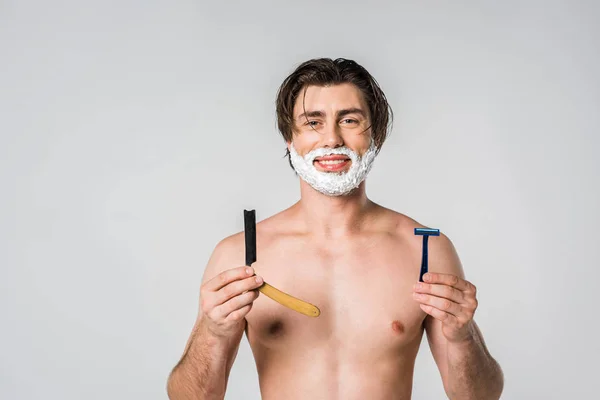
left=244, top=210, right=256, bottom=266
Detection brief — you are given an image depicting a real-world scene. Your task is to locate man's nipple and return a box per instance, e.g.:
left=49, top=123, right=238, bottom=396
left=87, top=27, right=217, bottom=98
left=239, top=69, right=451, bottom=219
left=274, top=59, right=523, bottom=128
left=391, top=320, right=405, bottom=334
left=267, top=320, right=284, bottom=336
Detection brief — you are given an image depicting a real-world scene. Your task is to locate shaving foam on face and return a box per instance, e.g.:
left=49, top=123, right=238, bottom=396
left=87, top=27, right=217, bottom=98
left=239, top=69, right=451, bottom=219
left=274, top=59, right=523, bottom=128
left=289, top=140, right=378, bottom=196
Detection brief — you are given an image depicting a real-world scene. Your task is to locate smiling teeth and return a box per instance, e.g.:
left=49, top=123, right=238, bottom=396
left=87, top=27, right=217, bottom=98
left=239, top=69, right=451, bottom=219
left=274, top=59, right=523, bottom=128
left=317, top=160, right=347, bottom=165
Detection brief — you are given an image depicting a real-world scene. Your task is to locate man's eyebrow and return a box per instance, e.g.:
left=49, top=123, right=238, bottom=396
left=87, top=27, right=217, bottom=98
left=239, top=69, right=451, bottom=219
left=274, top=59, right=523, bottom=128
left=296, top=110, right=325, bottom=121
left=336, top=108, right=367, bottom=119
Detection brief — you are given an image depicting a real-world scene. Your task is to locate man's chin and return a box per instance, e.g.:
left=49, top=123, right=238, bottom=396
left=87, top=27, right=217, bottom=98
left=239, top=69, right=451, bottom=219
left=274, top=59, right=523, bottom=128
left=321, top=185, right=360, bottom=197
left=313, top=168, right=349, bottom=176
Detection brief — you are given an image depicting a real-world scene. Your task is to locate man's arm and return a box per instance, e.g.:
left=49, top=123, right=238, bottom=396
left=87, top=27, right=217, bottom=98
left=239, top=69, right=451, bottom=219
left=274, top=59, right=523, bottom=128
left=167, top=236, right=262, bottom=400
left=414, top=233, right=504, bottom=400
left=167, top=319, right=244, bottom=400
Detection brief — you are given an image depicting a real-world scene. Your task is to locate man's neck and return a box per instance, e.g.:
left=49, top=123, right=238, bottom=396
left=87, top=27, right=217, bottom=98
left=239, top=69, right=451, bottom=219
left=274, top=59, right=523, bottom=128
left=294, top=180, right=374, bottom=238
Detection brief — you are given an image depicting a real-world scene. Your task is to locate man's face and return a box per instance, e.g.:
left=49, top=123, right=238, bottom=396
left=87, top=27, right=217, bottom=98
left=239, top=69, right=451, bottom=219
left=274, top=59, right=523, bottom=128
left=288, top=83, right=373, bottom=174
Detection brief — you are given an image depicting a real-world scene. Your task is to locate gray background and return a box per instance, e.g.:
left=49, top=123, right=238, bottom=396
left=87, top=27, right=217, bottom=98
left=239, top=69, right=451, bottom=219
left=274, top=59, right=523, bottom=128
left=1, top=0, right=599, bottom=399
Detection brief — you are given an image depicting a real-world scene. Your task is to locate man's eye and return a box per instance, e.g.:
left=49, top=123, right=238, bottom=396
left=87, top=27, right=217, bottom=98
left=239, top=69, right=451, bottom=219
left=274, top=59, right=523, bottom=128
left=341, top=119, right=358, bottom=124
left=306, top=120, right=320, bottom=126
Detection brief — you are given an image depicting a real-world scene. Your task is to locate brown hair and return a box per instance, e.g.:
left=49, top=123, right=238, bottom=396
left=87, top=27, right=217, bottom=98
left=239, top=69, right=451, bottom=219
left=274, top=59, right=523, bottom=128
left=276, top=58, right=393, bottom=168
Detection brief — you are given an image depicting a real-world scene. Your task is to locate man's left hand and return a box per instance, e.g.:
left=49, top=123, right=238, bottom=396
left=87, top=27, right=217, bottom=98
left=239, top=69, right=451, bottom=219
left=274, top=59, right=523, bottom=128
left=413, top=273, right=478, bottom=343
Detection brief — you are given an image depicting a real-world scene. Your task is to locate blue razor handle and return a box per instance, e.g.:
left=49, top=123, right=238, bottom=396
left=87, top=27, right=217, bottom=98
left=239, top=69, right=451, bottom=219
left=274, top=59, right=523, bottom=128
left=414, top=228, right=440, bottom=282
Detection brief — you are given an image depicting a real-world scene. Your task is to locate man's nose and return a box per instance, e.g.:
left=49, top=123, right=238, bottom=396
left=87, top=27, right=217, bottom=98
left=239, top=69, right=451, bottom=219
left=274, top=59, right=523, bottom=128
left=320, top=123, right=344, bottom=148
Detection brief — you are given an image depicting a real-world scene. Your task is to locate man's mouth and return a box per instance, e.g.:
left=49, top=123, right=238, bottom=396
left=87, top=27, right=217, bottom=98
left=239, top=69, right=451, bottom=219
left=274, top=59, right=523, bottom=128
left=313, top=155, right=351, bottom=172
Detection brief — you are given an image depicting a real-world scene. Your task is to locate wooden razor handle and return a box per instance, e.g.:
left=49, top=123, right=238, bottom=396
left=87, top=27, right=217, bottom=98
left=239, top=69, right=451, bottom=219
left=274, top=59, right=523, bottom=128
left=258, top=282, right=321, bottom=317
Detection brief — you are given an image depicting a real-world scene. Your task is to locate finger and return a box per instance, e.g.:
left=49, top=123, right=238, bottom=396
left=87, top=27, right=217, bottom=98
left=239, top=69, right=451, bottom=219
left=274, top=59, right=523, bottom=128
left=422, top=273, right=473, bottom=292
left=214, top=290, right=260, bottom=320
left=412, top=292, right=463, bottom=317
left=204, top=266, right=255, bottom=291
left=216, top=275, right=264, bottom=305
left=414, top=282, right=465, bottom=304
left=419, top=304, right=459, bottom=325
left=225, top=303, right=253, bottom=323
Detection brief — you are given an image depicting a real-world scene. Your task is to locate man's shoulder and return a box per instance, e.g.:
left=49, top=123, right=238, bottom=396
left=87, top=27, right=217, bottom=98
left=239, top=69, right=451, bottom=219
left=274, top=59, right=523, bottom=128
left=205, top=231, right=246, bottom=278
left=373, top=204, right=455, bottom=251
left=210, top=208, right=293, bottom=266
left=372, top=204, right=427, bottom=234
left=378, top=205, right=460, bottom=270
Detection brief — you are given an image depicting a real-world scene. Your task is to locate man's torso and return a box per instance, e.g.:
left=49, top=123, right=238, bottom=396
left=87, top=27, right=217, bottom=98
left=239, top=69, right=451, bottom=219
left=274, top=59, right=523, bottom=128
left=228, top=203, right=429, bottom=400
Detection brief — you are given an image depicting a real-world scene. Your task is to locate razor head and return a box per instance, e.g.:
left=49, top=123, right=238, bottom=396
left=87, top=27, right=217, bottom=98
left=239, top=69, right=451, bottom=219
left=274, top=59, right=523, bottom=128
left=244, top=209, right=257, bottom=266
left=414, top=228, right=440, bottom=236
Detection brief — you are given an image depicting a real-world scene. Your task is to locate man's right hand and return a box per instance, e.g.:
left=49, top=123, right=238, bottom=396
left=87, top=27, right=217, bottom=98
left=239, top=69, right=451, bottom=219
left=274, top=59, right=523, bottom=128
left=199, top=266, right=263, bottom=339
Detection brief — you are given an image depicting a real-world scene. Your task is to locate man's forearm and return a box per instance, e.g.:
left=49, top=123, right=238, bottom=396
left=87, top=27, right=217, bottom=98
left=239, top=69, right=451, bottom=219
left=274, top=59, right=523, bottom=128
left=445, top=324, right=504, bottom=400
left=167, top=323, right=239, bottom=400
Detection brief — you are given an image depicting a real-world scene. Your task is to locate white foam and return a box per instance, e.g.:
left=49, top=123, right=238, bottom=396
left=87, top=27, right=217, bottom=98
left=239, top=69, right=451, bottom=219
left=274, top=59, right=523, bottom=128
left=289, top=139, right=377, bottom=196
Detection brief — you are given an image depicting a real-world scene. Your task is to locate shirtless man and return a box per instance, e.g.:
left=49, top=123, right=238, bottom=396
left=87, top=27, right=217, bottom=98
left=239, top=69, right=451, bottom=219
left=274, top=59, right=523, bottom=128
left=166, top=58, right=504, bottom=400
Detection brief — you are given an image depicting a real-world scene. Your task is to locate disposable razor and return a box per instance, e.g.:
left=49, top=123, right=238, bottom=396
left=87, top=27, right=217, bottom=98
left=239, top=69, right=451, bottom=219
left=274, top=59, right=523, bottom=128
left=244, top=210, right=321, bottom=317
left=414, top=228, right=440, bottom=282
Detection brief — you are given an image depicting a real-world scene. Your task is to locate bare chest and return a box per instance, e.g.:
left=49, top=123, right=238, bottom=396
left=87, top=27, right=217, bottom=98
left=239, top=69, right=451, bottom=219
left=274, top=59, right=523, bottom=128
left=245, top=235, right=426, bottom=358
